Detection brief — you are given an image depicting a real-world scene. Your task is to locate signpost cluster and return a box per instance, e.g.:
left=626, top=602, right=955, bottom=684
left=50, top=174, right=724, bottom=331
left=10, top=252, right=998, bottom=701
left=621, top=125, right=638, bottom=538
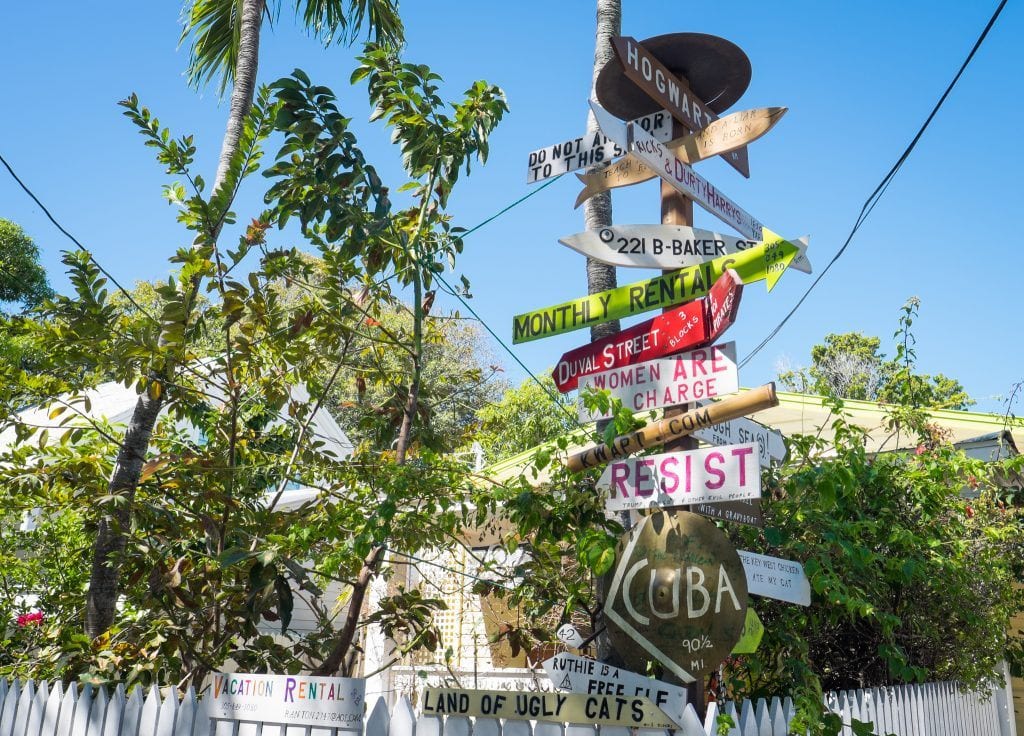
left=430, top=31, right=816, bottom=729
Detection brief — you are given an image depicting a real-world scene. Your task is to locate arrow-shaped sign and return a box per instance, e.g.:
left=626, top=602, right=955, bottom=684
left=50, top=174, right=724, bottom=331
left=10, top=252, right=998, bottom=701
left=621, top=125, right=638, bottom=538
left=526, top=109, right=672, bottom=184
left=575, top=107, right=786, bottom=207
left=559, top=224, right=811, bottom=274
left=590, top=100, right=770, bottom=243
left=612, top=36, right=751, bottom=177
left=513, top=232, right=798, bottom=344
left=552, top=270, right=741, bottom=393
left=738, top=550, right=811, bottom=606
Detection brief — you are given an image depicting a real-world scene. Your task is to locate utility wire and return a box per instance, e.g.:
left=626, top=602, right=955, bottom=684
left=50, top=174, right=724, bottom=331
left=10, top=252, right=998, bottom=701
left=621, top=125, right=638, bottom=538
left=739, top=0, right=1009, bottom=370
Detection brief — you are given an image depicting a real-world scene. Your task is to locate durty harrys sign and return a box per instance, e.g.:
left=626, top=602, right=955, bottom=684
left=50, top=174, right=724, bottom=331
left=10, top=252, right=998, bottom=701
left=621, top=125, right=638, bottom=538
left=543, top=653, right=687, bottom=726
left=578, top=341, right=738, bottom=422
left=604, top=510, right=747, bottom=683
left=596, top=442, right=761, bottom=512
left=552, top=270, right=741, bottom=392
left=211, top=672, right=364, bottom=728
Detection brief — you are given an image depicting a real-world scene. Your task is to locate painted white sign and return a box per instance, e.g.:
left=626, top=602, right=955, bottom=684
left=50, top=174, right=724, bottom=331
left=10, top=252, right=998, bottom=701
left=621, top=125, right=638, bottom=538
left=559, top=225, right=811, bottom=274
left=590, top=100, right=765, bottom=241
left=542, top=653, right=687, bottom=726
left=211, top=673, right=364, bottom=728
left=556, top=623, right=586, bottom=648
left=738, top=550, right=811, bottom=606
left=596, top=442, right=761, bottom=512
left=578, top=342, right=738, bottom=422
left=526, top=110, right=671, bottom=184
left=692, top=402, right=787, bottom=469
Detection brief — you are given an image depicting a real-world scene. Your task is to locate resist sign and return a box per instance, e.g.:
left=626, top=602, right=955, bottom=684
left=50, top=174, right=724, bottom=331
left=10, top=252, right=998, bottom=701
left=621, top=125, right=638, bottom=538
left=578, top=342, right=737, bottom=421
left=596, top=442, right=760, bottom=512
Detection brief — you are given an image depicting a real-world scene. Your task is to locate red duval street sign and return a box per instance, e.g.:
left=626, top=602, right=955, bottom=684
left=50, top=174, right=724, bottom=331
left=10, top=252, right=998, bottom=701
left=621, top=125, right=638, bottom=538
left=552, top=270, right=741, bottom=393
left=578, top=342, right=738, bottom=422
left=596, top=442, right=761, bottom=512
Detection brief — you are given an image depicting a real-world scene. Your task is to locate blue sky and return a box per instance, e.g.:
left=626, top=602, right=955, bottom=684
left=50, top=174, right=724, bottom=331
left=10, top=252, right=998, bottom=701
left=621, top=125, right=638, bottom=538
left=1, top=1, right=1021, bottom=413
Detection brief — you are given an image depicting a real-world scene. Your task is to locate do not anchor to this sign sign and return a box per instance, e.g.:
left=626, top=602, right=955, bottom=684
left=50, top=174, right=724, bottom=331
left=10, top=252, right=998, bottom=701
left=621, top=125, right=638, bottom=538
left=525, top=109, right=671, bottom=184
left=604, top=511, right=748, bottom=683
left=596, top=442, right=761, bottom=512
left=542, top=653, right=688, bottom=726
left=552, top=270, right=741, bottom=392
left=210, top=673, right=364, bottom=728
left=578, top=341, right=739, bottom=422
left=738, top=550, right=811, bottom=606
left=421, top=689, right=679, bottom=730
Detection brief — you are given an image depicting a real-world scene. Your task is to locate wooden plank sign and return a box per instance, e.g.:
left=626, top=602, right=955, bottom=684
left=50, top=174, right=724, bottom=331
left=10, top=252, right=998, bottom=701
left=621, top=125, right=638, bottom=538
left=575, top=107, right=787, bottom=206
left=564, top=383, right=779, bottom=472
left=559, top=225, right=812, bottom=274
left=612, top=36, right=750, bottom=177
left=421, top=689, right=679, bottom=729
left=738, top=550, right=811, bottom=606
left=512, top=229, right=795, bottom=344
left=691, top=401, right=787, bottom=468
left=542, top=653, right=688, bottom=726
left=578, top=342, right=738, bottom=422
left=694, top=499, right=765, bottom=528
left=595, top=442, right=761, bottom=512
left=552, top=270, right=741, bottom=393
left=526, top=109, right=671, bottom=184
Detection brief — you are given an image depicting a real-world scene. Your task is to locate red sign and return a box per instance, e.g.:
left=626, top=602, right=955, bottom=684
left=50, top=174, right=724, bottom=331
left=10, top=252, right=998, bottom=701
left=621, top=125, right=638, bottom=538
left=553, top=270, right=743, bottom=393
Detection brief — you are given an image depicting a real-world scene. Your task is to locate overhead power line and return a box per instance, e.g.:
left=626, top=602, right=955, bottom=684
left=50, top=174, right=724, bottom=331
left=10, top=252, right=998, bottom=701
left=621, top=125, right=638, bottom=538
left=739, top=0, right=1009, bottom=370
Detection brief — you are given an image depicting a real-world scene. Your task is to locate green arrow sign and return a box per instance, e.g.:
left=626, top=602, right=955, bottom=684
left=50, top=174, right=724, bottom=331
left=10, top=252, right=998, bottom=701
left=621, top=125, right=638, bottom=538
left=513, top=231, right=798, bottom=344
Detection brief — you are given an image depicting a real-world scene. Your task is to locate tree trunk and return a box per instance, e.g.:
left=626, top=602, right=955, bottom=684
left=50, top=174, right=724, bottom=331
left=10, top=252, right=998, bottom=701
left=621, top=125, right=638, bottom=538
left=84, top=392, right=163, bottom=638
left=213, top=0, right=266, bottom=196
left=584, top=0, right=620, bottom=343
left=83, top=0, right=267, bottom=641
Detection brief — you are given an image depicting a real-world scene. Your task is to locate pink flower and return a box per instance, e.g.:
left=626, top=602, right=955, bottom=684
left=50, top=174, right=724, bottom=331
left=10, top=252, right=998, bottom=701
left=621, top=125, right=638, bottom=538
left=16, top=611, right=43, bottom=627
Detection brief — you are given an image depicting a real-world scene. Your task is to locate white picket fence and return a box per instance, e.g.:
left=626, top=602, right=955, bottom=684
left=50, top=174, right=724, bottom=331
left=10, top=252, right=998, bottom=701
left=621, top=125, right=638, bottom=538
left=0, top=677, right=1013, bottom=736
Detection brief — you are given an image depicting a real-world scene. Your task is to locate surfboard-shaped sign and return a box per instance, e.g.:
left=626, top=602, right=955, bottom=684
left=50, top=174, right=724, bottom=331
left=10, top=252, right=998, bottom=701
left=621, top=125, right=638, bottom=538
left=575, top=107, right=787, bottom=207
left=560, top=225, right=811, bottom=274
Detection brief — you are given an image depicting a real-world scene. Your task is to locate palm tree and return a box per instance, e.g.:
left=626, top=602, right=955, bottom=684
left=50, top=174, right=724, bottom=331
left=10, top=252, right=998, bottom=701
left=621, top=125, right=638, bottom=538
left=584, top=0, right=620, bottom=342
left=84, top=0, right=404, bottom=640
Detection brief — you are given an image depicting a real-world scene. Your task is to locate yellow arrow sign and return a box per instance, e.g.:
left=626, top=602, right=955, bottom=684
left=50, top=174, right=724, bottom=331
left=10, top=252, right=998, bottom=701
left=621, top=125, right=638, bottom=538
left=731, top=607, right=764, bottom=654
left=512, top=231, right=798, bottom=344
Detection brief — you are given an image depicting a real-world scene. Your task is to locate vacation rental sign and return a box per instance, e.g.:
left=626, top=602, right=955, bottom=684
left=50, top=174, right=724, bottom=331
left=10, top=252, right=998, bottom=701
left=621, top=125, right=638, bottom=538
left=211, top=672, right=364, bottom=728
left=513, top=238, right=791, bottom=344
left=577, top=342, right=738, bottom=421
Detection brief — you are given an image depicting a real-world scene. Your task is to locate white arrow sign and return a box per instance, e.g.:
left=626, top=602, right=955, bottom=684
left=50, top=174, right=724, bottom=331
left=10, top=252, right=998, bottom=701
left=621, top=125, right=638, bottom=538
left=542, top=653, right=688, bottom=726
left=590, top=100, right=766, bottom=242
left=596, top=442, right=761, bottom=512
left=526, top=109, right=672, bottom=184
left=692, top=401, right=787, bottom=469
left=559, top=225, right=811, bottom=274
left=738, top=550, right=811, bottom=606
left=578, top=342, right=738, bottom=422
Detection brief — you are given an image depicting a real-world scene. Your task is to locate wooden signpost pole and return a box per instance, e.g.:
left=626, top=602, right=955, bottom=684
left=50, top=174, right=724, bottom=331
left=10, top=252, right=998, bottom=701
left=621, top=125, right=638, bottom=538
left=659, top=115, right=707, bottom=718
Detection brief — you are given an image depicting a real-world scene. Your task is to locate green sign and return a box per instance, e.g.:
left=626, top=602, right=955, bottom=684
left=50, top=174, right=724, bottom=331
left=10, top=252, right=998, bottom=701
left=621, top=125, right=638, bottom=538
left=513, top=232, right=798, bottom=343
left=731, top=608, right=764, bottom=654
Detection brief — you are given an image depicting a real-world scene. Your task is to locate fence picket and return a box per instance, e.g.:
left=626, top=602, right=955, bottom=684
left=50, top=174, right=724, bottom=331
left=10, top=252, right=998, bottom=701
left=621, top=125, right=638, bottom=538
left=502, top=718, right=531, bottom=736
left=13, top=680, right=37, bottom=736
left=87, top=689, right=108, bottom=736
left=387, top=698, right=415, bottom=736
left=173, top=689, right=198, bottom=736
left=55, top=682, right=79, bottom=736
left=595, top=726, right=628, bottom=736
left=0, top=679, right=21, bottom=736
left=70, top=684, right=95, bottom=736
left=704, top=701, right=719, bottom=736
left=102, top=686, right=124, bottom=736
left=415, top=714, right=442, bottom=736
left=564, top=721, right=594, bottom=736
left=153, top=690, right=177, bottom=736
left=25, top=681, right=48, bottom=736
left=534, top=720, right=561, bottom=736
left=443, top=716, right=471, bottom=736
left=121, top=687, right=145, bottom=736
